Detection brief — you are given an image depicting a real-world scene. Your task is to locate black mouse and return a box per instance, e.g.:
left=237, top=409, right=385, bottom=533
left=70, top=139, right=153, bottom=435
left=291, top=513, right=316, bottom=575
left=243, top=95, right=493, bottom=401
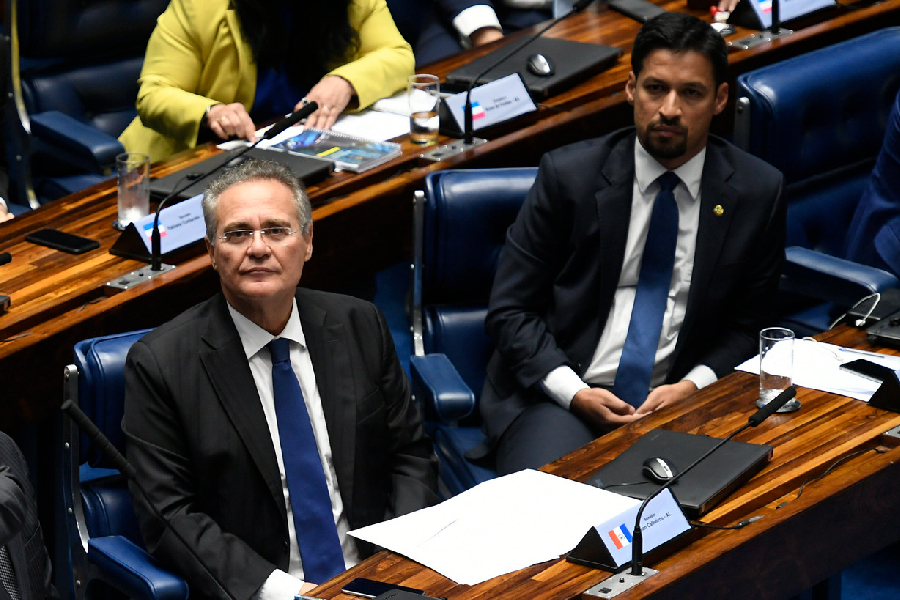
left=526, top=52, right=555, bottom=77
left=642, top=456, right=677, bottom=484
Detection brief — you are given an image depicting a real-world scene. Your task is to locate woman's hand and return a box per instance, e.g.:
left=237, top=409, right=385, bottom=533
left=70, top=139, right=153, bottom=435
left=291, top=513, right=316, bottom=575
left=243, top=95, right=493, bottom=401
left=207, top=103, right=257, bottom=143
left=298, top=76, right=355, bottom=130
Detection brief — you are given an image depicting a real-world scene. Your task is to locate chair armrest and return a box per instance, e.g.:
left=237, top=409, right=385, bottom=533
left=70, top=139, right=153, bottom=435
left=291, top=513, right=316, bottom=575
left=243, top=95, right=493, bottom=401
left=411, top=353, right=476, bottom=423
left=30, top=111, right=125, bottom=173
left=88, top=536, right=189, bottom=600
left=781, top=246, right=900, bottom=306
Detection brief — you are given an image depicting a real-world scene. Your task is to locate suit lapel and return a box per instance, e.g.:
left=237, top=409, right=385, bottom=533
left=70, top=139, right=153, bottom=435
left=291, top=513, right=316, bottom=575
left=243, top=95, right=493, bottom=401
left=199, top=295, right=285, bottom=514
left=678, top=141, right=738, bottom=356
left=296, top=290, right=357, bottom=507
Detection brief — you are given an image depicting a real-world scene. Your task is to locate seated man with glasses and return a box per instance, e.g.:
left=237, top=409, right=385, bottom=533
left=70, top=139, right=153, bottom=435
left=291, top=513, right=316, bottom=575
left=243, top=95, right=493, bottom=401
left=123, top=159, right=439, bottom=600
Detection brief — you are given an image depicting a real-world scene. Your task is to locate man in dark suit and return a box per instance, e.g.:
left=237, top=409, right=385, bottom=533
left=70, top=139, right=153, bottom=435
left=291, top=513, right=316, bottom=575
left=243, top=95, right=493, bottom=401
left=0, top=432, right=56, bottom=600
left=123, top=160, right=440, bottom=600
left=479, top=12, right=785, bottom=475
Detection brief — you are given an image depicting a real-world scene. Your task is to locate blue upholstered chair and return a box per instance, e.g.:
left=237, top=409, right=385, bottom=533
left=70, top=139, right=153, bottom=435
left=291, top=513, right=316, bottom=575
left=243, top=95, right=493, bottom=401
left=734, top=27, right=900, bottom=335
left=410, top=168, right=536, bottom=496
left=62, top=329, right=189, bottom=600
left=5, top=0, right=167, bottom=207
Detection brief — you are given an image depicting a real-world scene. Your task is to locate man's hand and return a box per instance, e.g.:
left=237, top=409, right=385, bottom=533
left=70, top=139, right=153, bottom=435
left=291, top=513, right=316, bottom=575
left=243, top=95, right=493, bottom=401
left=299, top=581, right=317, bottom=595
left=636, top=380, right=697, bottom=416
left=470, top=27, right=504, bottom=47
left=717, top=0, right=741, bottom=13
left=300, top=76, right=355, bottom=130
left=0, top=205, right=13, bottom=222
left=207, top=103, right=258, bottom=143
left=570, top=388, right=640, bottom=430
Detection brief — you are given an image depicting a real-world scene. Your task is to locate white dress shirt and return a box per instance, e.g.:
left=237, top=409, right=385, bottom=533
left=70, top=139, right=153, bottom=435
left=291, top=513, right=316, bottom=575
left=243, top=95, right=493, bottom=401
left=226, top=301, right=360, bottom=600
left=541, top=140, right=717, bottom=409
left=451, top=0, right=551, bottom=43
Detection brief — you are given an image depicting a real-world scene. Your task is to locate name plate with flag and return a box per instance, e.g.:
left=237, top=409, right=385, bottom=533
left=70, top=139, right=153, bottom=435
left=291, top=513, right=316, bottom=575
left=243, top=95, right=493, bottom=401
left=111, top=194, right=207, bottom=263
left=568, top=488, right=692, bottom=570
left=440, top=73, right=536, bottom=136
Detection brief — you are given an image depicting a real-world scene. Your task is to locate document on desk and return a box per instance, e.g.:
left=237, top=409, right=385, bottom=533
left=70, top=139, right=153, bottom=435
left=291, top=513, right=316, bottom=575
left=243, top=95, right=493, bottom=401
left=348, top=469, right=639, bottom=585
left=736, top=339, right=900, bottom=400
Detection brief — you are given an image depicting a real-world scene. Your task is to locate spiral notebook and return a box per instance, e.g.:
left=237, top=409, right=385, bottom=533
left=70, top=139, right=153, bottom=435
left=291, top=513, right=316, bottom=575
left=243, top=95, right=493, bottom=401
left=268, top=127, right=402, bottom=173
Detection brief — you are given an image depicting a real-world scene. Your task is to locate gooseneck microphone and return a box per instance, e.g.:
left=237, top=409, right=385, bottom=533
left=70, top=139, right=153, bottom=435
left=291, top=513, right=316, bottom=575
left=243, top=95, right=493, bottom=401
left=149, top=101, right=319, bottom=272
left=461, top=0, right=596, bottom=146
left=628, top=385, right=797, bottom=577
left=61, top=399, right=238, bottom=600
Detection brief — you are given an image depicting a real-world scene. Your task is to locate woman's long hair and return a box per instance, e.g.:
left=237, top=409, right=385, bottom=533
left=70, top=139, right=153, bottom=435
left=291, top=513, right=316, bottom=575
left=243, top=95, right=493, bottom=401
left=234, top=0, right=360, bottom=85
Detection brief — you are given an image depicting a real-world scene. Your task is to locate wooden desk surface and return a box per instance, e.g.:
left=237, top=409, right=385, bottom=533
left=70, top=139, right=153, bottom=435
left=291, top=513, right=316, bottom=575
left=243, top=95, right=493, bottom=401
left=308, top=326, right=900, bottom=600
left=1, top=0, right=897, bottom=430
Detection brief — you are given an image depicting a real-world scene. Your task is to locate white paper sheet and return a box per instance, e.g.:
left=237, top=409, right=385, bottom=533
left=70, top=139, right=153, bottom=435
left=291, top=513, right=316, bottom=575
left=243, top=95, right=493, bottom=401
left=736, top=339, right=900, bottom=400
left=348, top=469, right=639, bottom=586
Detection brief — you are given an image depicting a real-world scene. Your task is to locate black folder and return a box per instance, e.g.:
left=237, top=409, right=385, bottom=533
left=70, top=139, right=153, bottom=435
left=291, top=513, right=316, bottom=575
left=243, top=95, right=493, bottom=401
left=444, top=37, right=622, bottom=100
left=149, top=147, right=332, bottom=202
left=587, top=429, right=773, bottom=517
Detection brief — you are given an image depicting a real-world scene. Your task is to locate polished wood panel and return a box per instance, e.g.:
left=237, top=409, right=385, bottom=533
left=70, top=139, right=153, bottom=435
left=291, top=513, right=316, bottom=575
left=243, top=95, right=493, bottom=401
left=1, top=0, right=897, bottom=430
left=307, top=326, right=900, bottom=600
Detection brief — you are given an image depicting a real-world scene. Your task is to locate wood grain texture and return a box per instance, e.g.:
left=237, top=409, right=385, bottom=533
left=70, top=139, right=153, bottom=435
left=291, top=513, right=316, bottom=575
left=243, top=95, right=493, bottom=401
left=1, top=0, right=897, bottom=431
left=308, top=327, right=900, bottom=600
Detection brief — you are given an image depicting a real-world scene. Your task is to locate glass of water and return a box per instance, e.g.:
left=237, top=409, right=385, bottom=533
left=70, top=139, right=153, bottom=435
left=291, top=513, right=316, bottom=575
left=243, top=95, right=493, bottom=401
left=408, top=74, right=440, bottom=145
left=758, top=327, right=800, bottom=412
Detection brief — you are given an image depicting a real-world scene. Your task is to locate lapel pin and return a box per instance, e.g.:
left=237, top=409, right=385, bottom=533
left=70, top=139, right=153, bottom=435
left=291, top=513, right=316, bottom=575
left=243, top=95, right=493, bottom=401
left=714, top=204, right=724, bottom=217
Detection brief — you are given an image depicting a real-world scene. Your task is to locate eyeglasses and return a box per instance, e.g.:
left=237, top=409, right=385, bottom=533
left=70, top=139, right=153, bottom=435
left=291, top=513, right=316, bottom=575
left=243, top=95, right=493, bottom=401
left=218, top=226, right=299, bottom=246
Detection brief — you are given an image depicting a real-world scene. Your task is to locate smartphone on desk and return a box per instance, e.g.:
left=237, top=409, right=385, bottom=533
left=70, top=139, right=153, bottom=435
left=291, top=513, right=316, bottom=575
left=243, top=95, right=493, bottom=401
left=341, top=578, right=424, bottom=598
left=25, top=228, right=99, bottom=254
left=839, top=359, right=895, bottom=383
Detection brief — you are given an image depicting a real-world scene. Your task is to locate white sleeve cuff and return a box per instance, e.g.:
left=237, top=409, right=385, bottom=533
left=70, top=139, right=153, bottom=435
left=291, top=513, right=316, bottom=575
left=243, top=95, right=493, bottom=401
left=254, top=570, right=303, bottom=600
left=452, top=5, right=502, bottom=38
left=683, top=365, right=717, bottom=390
left=0, top=197, right=7, bottom=211
left=540, top=366, right=589, bottom=410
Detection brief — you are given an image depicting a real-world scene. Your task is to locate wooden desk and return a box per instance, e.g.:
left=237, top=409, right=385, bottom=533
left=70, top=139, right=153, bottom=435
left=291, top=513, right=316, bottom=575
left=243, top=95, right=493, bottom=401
left=308, top=326, right=900, bottom=600
left=1, top=0, right=898, bottom=431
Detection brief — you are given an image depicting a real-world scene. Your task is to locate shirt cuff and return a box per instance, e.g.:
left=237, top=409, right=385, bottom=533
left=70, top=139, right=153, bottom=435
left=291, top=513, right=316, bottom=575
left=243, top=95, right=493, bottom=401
left=452, top=5, right=502, bottom=39
left=0, top=197, right=7, bottom=212
left=255, top=569, right=303, bottom=600
left=540, top=366, right=589, bottom=410
left=682, top=365, right=717, bottom=390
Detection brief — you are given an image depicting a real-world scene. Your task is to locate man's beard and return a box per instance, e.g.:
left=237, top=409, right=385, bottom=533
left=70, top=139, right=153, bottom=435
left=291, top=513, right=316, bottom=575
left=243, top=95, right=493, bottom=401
left=643, top=123, right=688, bottom=161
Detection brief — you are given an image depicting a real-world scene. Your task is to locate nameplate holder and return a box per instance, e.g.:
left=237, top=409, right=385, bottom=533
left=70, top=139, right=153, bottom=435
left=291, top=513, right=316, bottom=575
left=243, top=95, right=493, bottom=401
left=439, top=74, right=537, bottom=138
left=869, top=368, right=900, bottom=413
left=567, top=488, right=693, bottom=571
left=111, top=194, right=207, bottom=263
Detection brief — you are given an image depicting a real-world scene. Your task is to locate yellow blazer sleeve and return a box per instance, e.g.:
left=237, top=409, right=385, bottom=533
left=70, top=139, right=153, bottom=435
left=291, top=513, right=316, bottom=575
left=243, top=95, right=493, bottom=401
left=328, top=0, right=415, bottom=111
left=121, top=0, right=255, bottom=161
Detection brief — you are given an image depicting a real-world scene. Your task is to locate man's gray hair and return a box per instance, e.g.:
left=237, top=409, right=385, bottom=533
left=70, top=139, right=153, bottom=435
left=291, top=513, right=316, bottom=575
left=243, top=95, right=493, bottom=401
left=202, top=158, right=312, bottom=244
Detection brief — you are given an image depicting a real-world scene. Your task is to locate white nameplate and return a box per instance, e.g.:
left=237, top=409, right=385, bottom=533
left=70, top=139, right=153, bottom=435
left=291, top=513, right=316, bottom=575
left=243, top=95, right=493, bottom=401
left=443, top=74, right=537, bottom=132
left=132, top=194, right=207, bottom=254
left=592, top=488, right=692, bottom=568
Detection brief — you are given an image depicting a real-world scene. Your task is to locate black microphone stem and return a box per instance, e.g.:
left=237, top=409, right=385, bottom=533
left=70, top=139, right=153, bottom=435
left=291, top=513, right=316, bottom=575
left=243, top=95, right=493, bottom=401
left=629, top=385, right=797, bottom=576
left=462, top=1, right=595, bottom=145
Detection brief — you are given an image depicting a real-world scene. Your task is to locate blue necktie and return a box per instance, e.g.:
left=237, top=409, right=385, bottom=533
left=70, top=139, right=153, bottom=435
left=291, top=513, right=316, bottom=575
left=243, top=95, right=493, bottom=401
left=268, top=338, right=345, bottom=584
left=613, top=171, right=681, bottom=408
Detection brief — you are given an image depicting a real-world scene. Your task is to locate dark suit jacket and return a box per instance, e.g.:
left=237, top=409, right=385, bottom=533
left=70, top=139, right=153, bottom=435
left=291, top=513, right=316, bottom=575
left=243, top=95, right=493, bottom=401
left=123, top=289, right=439, bottom=600
left=0, top=433, right=56, bottom=600
left=480, top=128, right=786, bottom=447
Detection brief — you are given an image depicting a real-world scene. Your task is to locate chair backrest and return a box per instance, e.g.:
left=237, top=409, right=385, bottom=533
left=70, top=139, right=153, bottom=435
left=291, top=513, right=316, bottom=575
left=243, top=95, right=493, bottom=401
left=413, top=168, right=537, bottom=401
left=734, top=27, right=900, bottom=257
left=63, top=330, right=150, bottom=558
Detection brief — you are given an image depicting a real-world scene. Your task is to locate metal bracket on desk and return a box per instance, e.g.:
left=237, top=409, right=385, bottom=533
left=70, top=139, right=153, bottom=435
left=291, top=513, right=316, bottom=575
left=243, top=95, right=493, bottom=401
left=105, top=264, right=176, bottom=293
left=419, top=138, right=487, bottom=162
left=729, top=28, right=793, bottom=50
left=582, top=568, right=658, bottom=599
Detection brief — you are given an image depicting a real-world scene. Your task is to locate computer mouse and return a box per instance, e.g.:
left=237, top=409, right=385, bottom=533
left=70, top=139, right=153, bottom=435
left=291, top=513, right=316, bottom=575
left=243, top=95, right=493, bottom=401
left=642, top=456, right=677, bottom=484
left=526, top=52, right=555, bottom=77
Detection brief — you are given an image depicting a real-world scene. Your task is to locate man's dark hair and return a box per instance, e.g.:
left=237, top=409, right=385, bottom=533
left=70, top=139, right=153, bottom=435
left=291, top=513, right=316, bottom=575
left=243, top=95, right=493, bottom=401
left=631, top=12, right=729, bottom=87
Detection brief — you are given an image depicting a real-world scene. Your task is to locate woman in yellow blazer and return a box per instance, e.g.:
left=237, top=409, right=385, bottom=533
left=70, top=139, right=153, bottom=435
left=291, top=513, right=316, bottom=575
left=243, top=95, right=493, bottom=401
left=120, top=0, right=414, bottom=163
